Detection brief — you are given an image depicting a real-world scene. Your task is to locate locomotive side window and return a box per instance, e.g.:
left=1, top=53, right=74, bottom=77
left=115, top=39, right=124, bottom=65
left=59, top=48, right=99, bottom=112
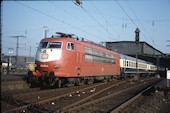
left=85, top=47, right=92, bottom=54
left=84, top=46, right=116, bottom=64
left=85, top=54, right=93, bottom=62
left=67, top=42, right=75, bottom=50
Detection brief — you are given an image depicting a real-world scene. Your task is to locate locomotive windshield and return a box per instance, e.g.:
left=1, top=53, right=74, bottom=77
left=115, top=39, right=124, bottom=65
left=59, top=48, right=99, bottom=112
left=39, top=42, right=48, bottom=48
left=39, top=42, right=62, bottom=49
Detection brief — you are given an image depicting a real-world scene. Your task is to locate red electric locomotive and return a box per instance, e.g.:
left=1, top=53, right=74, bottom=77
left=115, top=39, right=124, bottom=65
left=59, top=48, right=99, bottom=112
left=28, top=32, right=120, bottom=87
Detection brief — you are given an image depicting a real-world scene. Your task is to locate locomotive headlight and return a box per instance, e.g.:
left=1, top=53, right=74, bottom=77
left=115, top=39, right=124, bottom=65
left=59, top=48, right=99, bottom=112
left=54, top=65, right=58, bottom=69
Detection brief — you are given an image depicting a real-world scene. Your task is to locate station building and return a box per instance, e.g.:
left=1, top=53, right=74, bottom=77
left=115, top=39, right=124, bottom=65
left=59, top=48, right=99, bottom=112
left=105, top=41, right=170, bottom=77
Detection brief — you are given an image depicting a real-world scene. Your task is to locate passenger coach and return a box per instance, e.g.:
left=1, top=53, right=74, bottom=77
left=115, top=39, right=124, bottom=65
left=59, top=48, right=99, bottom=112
left=119, top=54, right=157, bottom=78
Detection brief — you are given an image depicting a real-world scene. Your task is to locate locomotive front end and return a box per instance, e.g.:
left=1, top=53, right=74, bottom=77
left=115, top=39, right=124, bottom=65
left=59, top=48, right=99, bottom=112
left=28, top=39, right=63, bottom=86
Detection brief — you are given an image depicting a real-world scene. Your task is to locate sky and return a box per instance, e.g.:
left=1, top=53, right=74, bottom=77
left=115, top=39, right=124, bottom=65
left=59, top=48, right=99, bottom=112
left=2, top=0, right=170, bottom=57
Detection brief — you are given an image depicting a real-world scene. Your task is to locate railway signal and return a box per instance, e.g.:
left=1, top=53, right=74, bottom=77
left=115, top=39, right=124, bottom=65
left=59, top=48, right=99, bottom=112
left=135, top=28, right=140, bottom=44
left=135, top=28, right=140, bottom=80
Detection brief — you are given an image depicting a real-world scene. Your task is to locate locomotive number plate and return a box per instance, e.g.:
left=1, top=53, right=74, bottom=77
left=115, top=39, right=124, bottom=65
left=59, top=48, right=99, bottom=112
left=41, top=54, right=48, bottom=59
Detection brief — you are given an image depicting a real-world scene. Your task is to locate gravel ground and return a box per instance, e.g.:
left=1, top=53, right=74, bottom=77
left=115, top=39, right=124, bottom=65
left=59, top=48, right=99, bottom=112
left=122, top=88, right=170, bottom=113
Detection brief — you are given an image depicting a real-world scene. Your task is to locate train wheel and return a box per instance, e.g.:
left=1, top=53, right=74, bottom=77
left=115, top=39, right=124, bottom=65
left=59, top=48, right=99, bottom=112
left=75, top=77, right=85, bottom=86
left=49, top=77, right=58, bottom=87
left=75, top=78, right=81, bottom=86
left=42, top=80, right=48, bottom=87
left=124, top=74, right=127, bottom=80
left=103, top=76, right=109, bottom=83
left=80, top=77, right=85, bottom=85
left=27, top=71, right=33, bottom=76
left=106, top=76, right=111, bottom=82
left=58, top=79, right=62, bottom=88
left=65, top=78, right=75, bottom=87
left=86, top=77, right=94, bottom=84
left=27, top=77, right=39, bottom=88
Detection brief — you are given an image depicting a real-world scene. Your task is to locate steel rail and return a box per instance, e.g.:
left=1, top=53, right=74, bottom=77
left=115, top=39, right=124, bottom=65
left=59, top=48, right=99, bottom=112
left=57, top=81, right=126, bottom=113
left=64, top=78, right=162, bottom=113
left=110, top=79, right=163, bottom=113
left=3, top=81, right=110, bottom=113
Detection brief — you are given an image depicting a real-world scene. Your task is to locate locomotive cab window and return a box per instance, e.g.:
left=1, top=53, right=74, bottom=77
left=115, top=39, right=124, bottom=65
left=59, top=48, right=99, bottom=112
left=67, top=42, right=75, bottom=50
left=39, top=42, right=62, bottom=49
left=39, top=42, right=48, bottom=48
left=48, top=42, right=62, bottom=48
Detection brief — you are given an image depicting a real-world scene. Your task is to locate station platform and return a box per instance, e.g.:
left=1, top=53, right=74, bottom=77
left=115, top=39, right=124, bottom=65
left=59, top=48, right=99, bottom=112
left=1, top=72, right=30, bottom=91
left=1, top=72, right=27, bottom=81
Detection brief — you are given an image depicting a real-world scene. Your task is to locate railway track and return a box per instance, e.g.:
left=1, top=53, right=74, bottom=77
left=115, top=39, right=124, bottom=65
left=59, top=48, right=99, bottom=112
left=61, top=77, right=162, bottom=113
left=112, top=79, right=170, bottom=113
left=110, top=85, right=156, bottom=113
left=2, top=79, right=120, bottom=113
left=2, top=77, right=161, bottom=113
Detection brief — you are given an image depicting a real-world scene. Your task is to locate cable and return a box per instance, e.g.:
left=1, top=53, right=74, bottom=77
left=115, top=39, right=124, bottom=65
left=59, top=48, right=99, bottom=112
left=48, top=1, right=83, bottom=25
left=125, top=0, right=154, bottom=44
left=48, top=1, right=170, bottom=24
left=76, top=3, right=116, bottom=41
left=115, top=0, right=161, bottom=50
left=16, top=1, right=108, bottom=42
left=116, top=0, right=138, bottom=28
left=48, top=0, right=108, bottom=41
left=90, top=1, right=120, bottom=40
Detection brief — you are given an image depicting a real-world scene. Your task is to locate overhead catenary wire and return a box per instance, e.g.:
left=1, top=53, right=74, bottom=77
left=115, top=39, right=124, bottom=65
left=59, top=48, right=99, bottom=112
left=116, top=0, right=138, bottom=28
left=90, top=1, right=121, bottom=40
left=50, top=1, right=170, bottom=23
left=48, top=1, right=109, bottom=41
left=115, top=0, right=160, bottom=48
left=125, top=0, right=154, bottom=45
left=15, top=1, right=108, bottom=42
left=48, top=0, right=83, bottom=25
left=75, top=2, right=117, bottom=41
left=3, top=1, right=169, bottom=56
left=14, top=1, right=170, bottom=38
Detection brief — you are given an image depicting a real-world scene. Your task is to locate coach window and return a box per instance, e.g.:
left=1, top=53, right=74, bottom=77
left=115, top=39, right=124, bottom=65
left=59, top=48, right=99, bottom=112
left=127, top=61, right=129, bottom=67
left=67, top=42, right=75, bottom=50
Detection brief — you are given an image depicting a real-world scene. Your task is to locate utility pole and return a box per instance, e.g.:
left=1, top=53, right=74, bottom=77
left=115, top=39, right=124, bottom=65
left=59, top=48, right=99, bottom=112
left=8, top=48, right=13, bottom=68
left=43, top=26, right=48, bottom=38
left=135, top=28, right=140, bottom=80
left=7, top=48, right=13, bottom=74
left=29, top=46, right=31, bottom=57
left=156, top=56, right=160, bottom=75
left=10, top=35, right=27, bottom=68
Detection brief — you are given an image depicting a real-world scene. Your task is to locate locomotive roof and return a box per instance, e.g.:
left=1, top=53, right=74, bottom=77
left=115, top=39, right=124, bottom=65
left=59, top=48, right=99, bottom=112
left=41, top=32, right=120, bottom=55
